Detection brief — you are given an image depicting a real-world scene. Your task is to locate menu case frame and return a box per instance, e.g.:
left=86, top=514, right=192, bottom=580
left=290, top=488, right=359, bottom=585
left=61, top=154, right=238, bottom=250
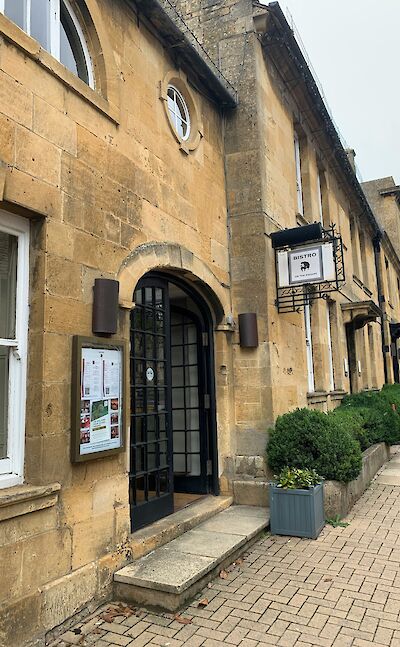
left=71, top=336, right=127, bottom=463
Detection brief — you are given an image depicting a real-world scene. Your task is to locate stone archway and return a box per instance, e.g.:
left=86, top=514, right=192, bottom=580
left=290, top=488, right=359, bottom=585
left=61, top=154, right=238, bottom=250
left=118, top=242, right=230, bottom=324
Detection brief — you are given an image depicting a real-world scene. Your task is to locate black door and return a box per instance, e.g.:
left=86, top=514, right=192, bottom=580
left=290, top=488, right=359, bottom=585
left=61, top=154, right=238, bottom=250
left=171, top=306, right=208, bottom=494
left=130, top=274, right=218, bottom=531
left=129, top=278, right=173, bottom=531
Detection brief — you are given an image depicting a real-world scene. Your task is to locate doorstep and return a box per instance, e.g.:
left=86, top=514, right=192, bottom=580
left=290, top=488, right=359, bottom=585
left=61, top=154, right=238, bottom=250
left=114, top=505, right=269, bottom=611
left=127, top=494, right=233, bottom=561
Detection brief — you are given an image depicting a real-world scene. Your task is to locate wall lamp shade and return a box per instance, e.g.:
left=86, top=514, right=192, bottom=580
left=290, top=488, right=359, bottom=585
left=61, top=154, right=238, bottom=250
left=238, top=313, right=258, bottom=348
left=92, top=279, right=119, bottom=335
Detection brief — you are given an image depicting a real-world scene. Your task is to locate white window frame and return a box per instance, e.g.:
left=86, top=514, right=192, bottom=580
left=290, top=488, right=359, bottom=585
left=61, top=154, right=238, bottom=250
left=0, top=0, right=94, bottom=89
left=0, top=211, right=29, bottom=488
left=167, top=85, right=191, bottom=142
left=304, top=301, right=314, bottom=393
left=317, top=171, right=324, bottom=224
left=63, top=0, right=94, bottom=88
left=326, top=302, right=335, bottom=392
left=294, top=131, right=304, bottom=215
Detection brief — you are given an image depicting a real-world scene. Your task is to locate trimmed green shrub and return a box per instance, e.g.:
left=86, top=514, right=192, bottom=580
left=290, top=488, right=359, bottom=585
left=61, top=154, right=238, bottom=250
left=329, top=407, right=371, bottom=451
left=341, top=389, right=383, bottom=410
left=340, top=385, right=400, bottom=446
left=380, top=384, right=400, bottom=412
left=267, top=408, right=362, bottom=483
left=361, top=406, right=400, bottom=446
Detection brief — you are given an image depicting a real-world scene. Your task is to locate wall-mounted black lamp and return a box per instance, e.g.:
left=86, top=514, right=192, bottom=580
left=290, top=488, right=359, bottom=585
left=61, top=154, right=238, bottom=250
left=238, top=313, right=258, bottom=348
left=92, top=278, right=119, bottom=336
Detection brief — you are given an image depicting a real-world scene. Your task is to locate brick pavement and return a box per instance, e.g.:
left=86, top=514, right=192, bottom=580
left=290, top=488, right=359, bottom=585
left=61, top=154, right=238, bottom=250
left=50, top=458, right=400, bottom=646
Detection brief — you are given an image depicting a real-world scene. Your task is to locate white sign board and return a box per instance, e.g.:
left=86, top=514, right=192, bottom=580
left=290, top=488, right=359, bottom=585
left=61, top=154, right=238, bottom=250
left=289, top=246, right=323, bottom=284
left=277, top=242, right=336, bottom=288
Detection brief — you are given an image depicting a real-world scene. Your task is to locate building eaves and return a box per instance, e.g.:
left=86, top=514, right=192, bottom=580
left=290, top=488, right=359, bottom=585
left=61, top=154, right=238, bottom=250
left=379, top=186, right=400, bottom=197
left=133, top=0, right=238, bottom=109
left=382, top=231, right=400, bottom=275
left=257, top=2, right=382, bottom=236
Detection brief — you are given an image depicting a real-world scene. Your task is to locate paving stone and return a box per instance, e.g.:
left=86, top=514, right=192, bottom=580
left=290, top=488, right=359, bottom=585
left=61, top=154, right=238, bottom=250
left=59, top=632, right=84, bottom=645
left=47, top=452, right=400, bottom=647
left=101, top=632, right=132, bottom=645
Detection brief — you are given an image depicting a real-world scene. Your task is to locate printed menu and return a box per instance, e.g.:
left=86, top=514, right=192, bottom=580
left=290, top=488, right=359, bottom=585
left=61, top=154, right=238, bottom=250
left=79, top=348, right=122, bottom=455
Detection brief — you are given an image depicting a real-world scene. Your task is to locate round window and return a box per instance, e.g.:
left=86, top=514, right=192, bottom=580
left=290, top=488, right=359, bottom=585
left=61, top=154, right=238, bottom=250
left=167, top=85, right=191, bottom=141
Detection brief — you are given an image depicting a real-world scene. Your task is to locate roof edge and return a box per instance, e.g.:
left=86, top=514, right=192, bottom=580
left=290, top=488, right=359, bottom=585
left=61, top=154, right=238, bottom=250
left=133, top=0, right=238, bottom=108
left=260, top=2, right=382, bottom=235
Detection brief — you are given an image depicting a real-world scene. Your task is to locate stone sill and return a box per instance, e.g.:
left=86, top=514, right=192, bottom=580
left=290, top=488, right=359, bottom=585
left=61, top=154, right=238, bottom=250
left=0, top=482, right=61, bottom=522
left=329, top=389, right=347, bottom=401
left=353, top=274, right=363, bottom=289
left=0, top=14, right=120, bottom=124
left=307, top=390, right=348, bottom=404
left=307, top=391, right=328, bottom=404
left=353, top=274, right=373, bottom=297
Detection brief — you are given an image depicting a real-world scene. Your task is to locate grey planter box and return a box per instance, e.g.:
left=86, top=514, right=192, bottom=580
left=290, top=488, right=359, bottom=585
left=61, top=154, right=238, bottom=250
left=270, top=482, right=324, bottom=539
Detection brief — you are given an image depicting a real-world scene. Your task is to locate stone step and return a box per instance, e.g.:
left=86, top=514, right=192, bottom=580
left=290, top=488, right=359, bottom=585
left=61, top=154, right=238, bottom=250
left=232, top=478, right=269, bottom=507
left=128, top=495, right=233, bottom=561
left=114, top=505, right=269, bottom=611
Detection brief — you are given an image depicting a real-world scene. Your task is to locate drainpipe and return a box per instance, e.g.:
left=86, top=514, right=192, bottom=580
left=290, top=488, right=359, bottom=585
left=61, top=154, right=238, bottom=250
left=373, top=231, right=388, bottom=384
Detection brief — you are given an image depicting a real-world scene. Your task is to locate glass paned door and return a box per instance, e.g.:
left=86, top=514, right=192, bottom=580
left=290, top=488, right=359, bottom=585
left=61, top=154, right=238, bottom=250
left=171, top=308, right=207, bottom=493
left=129, top=278, right=173, bottom=531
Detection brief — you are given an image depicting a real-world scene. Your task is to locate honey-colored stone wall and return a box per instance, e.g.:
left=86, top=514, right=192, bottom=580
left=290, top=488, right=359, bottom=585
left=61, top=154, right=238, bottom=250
left=173, top=0, right=386, bottom=459
left=0, top=2, right=234, bottom=644
left=362, top=178, right=400, bottom=383
left=0, top=1, right=396, bottom=643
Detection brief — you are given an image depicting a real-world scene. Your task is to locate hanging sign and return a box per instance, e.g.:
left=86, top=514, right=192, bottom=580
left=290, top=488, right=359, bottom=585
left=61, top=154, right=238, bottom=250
left=277, top=241, right=336, bottom=288
left=71, top=337, right=126, bottom=462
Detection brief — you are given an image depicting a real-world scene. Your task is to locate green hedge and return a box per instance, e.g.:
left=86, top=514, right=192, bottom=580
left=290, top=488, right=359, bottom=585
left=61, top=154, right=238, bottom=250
left=267, top=385, right=400, bottom=484
left=328, top=407, right=372, bottom=451
left=267, top=408, right=362, bottom=483
left=339, top=384, right=400, bottom=446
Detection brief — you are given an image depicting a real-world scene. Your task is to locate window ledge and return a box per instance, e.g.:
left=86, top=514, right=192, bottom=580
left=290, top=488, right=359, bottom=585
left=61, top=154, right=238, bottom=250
left=329, top=390, right=347, bottom=401
left=353, top=274, right=363, bottom=289
left=0, top=14, right=120, bottom=125
left=0, top=482, right=61, bottom=522
left=308, top=390, right=348, bottom=404
left=307, top=391, right=328, bottom=403
left=353, top=274, right=373, bottom=298
left=296, top=213, right=309, bottom=226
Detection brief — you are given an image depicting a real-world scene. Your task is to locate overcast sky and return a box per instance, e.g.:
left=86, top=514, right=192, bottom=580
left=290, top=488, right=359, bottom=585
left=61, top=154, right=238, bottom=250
left=262, top=0, right=399, bottom=184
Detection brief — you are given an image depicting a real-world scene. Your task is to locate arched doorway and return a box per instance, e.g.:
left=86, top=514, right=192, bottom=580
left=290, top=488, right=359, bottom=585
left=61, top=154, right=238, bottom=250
left=129, top=272, right=218, bottom=531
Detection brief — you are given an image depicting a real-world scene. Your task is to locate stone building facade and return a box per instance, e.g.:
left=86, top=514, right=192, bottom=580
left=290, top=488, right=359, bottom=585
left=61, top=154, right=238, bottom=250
left=0, top=1, right=398, bottom=645
left=172, top=0, right=391, bottom=479
left=0, top=1, right=238, bottom=644
left=362, top=178, right=400, bottom=383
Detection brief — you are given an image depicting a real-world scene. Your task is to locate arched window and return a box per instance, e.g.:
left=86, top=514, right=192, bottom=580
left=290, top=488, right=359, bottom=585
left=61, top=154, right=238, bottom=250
left=167, top=85, right=191, bottom=141
left=0, top=0, right=94, bottom=87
